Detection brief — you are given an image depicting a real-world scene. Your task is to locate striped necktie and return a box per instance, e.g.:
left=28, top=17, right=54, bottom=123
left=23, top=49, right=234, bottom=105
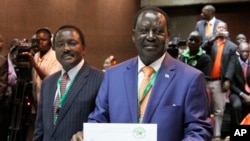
left=53, top=72, right=69, bottom=124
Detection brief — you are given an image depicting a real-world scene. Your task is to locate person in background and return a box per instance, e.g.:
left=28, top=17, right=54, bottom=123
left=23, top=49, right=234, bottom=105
left=230, top=41, right=250, bottom=125
left=0, top=33, right=10, bottom=141
left=202, top=21, right=237, bottom=141
left=23, top=27, right=61, bottom=140
left=179, top=30, right=212, bottom=78
left=102, top=55, right=117, bottom=71
left=236, top=34, right=247, bottom=46
left=235, top=34, right=247, bottom=56
left=33, top=25, right=104, bottom=141
left=71, top=6, right=212, bottom=141
left=195, top=5, right=223, bottom=42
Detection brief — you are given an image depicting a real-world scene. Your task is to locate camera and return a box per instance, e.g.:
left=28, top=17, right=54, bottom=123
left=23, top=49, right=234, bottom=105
left=167, top=37, right=186, bottom=58
left=12, top=38, right=40, bottom=69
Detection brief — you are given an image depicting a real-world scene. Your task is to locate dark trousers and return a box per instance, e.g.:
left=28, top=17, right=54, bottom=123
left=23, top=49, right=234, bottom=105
left=0, top=96, right=13, bottom=141
left=230, top=93, right=250, bottom=124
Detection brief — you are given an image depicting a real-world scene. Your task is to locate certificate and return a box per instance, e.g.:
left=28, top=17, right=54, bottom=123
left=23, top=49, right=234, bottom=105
left=83, top=123, right=157, bottom=141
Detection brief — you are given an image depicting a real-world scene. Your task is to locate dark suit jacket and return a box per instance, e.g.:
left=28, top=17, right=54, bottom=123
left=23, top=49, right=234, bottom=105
left=195, top=18, right=222, bottom=42
left=0, top=55, right=8, bottom=141
left=33, top=62, right=104, bottom=141
left=88, top=53, right=212, bottom=141
left=0, top=55, right=8, bottom=100
left=231, top=58, right=250, bottom=95
left=202, top=39, right=237, bottom=84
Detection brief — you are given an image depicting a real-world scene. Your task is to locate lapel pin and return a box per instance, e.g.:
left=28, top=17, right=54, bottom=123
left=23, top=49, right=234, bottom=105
left=165, top=74, right=169, bottom=78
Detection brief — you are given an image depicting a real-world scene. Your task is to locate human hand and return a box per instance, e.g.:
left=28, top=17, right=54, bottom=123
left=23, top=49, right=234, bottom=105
left=71, top=131, right=83, bottom=141
left=242, top=94, right=250, bottom=105
left=223, top=80, right=230, bottom=91
left=22, top=52, right=36, bottom=66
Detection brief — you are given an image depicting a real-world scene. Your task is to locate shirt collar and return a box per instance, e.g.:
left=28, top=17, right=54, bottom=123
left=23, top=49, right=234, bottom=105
left=138, top=53, right=166, bottom=73
left=208, top=17, right=216, bottom=24
left=182, top=48, right=203, bottom=58
left=238, top=57, right=248, bottom=65
left=61, top=59, right=84, bottom=80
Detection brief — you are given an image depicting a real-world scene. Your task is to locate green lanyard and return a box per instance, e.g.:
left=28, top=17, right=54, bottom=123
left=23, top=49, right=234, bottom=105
left=54, top=72, right=78, bottom=123
left=138, top=69, right=159, bottom=122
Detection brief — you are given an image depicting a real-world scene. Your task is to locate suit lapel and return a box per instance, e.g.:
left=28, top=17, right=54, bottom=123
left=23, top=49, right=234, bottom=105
left=124, top=58, right=138, bottom=122
left=142, top=55, right=176, bottom=123
left=52, top=63, right=89, bottom=132
left=236, top=60, right=244, bottom=79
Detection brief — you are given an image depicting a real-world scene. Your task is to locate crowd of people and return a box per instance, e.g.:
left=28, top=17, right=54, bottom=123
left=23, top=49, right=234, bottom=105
left=0, top=4, right=249, bottom=141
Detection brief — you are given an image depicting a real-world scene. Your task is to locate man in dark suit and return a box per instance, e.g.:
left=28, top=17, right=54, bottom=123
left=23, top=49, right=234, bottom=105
left=202, top=21, right=237, bottom=141
left=195, top=5, right=223, bottom=42
left=72, top=6, right=212, bottom=141
left=230, top=41, right=250, bottom=124
left=0, top=33, right=9, bottom=141
left=33, top=25, right=104, bottom=141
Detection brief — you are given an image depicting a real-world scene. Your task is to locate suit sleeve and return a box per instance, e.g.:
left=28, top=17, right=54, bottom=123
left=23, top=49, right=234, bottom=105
left=225, top=43, right=237, bottom=80
left=33, top=81, right=45, bottom=141
left=0, top=57, right=8, bottom=100
left=88, top=71, right=110, bottom=123
left=183, top=72, right=212, bottom=141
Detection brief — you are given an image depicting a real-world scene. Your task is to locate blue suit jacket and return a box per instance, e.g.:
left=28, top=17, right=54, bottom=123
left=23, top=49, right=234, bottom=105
left=88, top=53, right=212, bottom=141
left=33, top=62, right=104, bottom=141
left=195, top=18, right=222, bottom=42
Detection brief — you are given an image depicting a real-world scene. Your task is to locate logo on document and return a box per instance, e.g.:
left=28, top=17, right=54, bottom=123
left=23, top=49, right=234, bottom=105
left=133, top=127, right=146, bottom=139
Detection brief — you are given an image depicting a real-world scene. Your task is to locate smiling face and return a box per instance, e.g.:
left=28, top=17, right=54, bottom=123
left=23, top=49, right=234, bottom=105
left=132, top=10, right=168, bottom=65
left=53, top=28, right=85, bottom=71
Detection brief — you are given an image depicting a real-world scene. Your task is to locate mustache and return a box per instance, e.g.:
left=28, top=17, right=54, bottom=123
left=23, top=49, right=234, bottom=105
left=61, top=52, right=74, bottom=57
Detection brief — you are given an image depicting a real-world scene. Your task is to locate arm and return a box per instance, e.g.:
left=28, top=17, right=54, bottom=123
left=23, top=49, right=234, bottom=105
left=202, top=55, right=212, bottom=79
left=224, top=43, right=237, bottom=90
left=0, top=57, right=8, bottom=100
left=22, top=52, right=47, bottom=80
left=32, top=81, right=45, bottom=141
left=183, top=72, right=212, bottom=141
left=88, top=71, right=110, bottom=123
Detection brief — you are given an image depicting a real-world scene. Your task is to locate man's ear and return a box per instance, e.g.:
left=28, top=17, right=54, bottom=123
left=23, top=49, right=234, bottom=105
left=132, top=29, right=135, bottom=43
left=165, top=32, right=170, bottom=43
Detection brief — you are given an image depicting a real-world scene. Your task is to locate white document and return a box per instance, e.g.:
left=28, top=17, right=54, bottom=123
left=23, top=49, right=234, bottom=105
left=83, top=123, right=157, bottom=141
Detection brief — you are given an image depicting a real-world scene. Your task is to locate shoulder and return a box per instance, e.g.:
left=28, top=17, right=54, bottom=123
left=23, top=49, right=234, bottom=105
left=106, top=57, right=137, bottom=72
left=196, top=20, right=205, bottom=25
left=0, top=55, right=7, bottom=65
left=226, top=40, right=237, bottom=49
left=42, top=71, right=61, bottom=87
left=82, top=62, right=104, bottom=78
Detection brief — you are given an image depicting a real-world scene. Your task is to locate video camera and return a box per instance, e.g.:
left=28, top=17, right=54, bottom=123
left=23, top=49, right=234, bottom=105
left=12, top=38, right=40, bottom=69
left=167, top=37, right=186, bottom=58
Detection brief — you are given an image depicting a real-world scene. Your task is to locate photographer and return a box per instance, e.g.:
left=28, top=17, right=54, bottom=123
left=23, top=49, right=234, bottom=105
left=22, top=27, right=61, bottom=140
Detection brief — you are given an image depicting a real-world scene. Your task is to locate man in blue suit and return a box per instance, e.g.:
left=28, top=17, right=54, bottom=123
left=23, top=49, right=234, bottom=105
left=195, top=5, right=223, bottom=43
left=72, top=6, right=212, bottom=141
left=33, top=25, right=104, bottom=141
